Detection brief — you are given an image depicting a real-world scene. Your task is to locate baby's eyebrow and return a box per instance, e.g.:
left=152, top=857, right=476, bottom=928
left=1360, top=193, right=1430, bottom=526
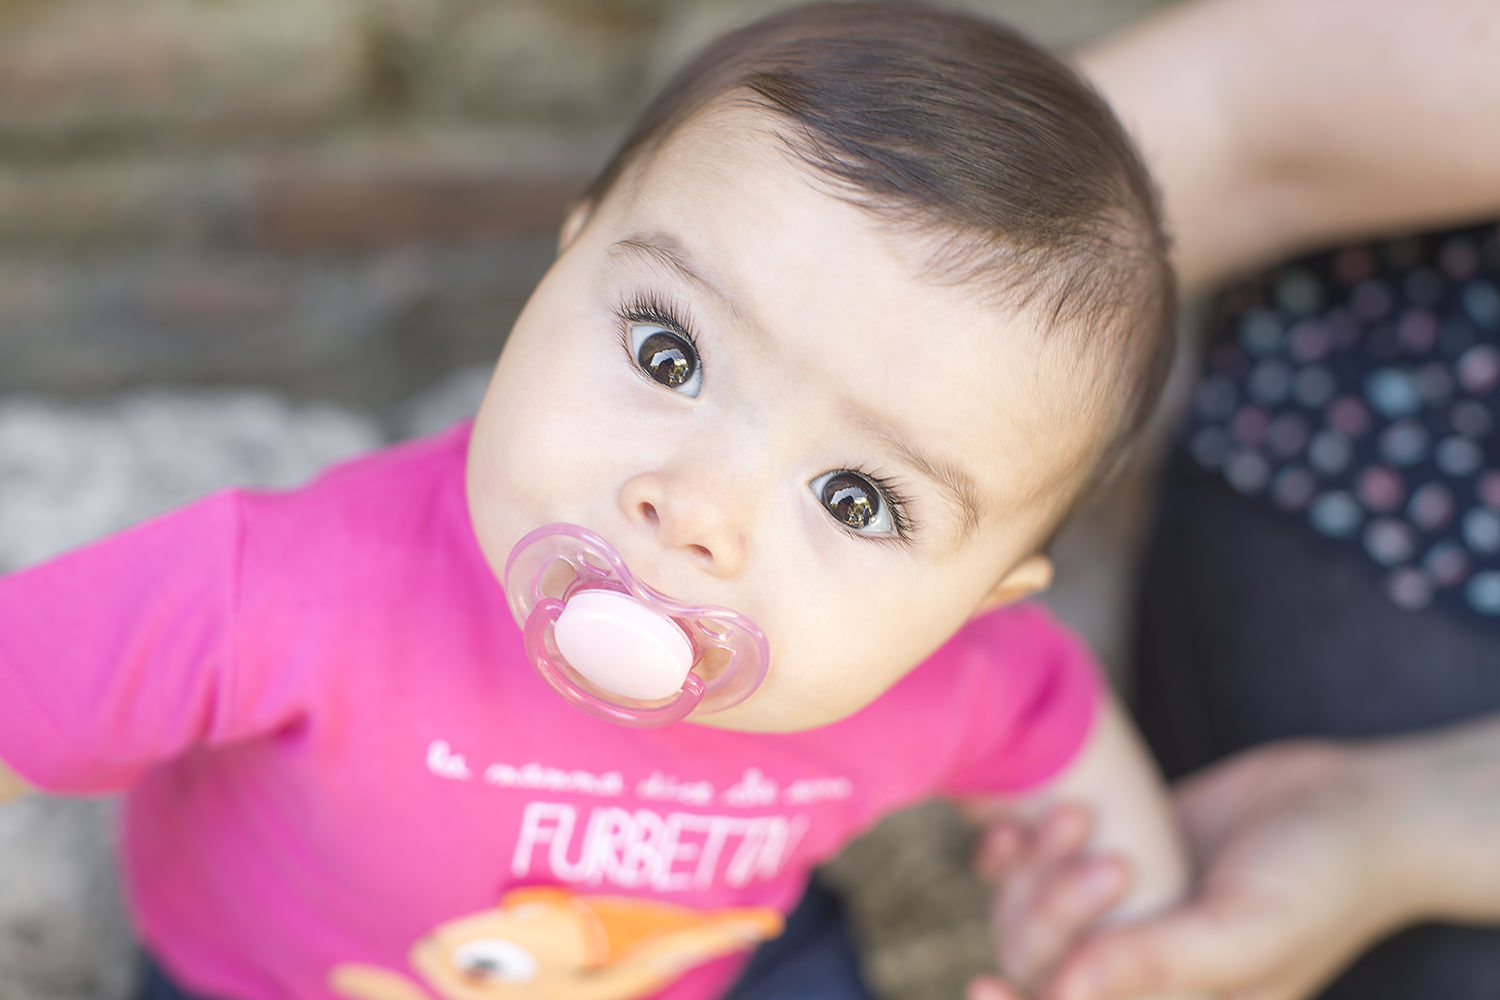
left=608, top=233, right=738, bottom=318
left=852, top=413, right=984, bottom=541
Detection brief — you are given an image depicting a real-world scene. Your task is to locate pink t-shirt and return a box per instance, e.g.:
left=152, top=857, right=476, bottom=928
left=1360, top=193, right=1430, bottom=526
left=0, top=422, right=1100, bottom=1000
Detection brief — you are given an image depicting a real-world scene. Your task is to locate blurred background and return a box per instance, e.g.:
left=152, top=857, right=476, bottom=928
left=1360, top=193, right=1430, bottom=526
left=0, top=1, right=1175, bottom=998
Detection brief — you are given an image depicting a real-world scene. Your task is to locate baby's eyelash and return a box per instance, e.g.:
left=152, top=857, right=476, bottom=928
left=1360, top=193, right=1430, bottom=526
left=844, top=470, right=917, bottom=545
left=615, top=290, right=704, bottom=356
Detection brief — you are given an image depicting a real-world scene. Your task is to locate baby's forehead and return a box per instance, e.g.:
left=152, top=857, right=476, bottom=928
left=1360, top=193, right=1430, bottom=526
left=616, top=106, right=955, bottom=289
left=621, top=100, right=810, bottom=198
left=626, top=101, right=1056, bottom=303
left=594, top=101, right=1113, bottom=505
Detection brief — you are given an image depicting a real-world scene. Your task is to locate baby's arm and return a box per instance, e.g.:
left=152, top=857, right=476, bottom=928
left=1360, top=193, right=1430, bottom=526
left=998, top=694, right=1187, bottom=922
left=0, top=760, right=31, bottom=805
left=962, top=693, right=1194, bottom=997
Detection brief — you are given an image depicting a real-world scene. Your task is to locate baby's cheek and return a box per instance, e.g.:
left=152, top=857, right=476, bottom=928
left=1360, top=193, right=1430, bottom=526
left=786, top=618, right=912, bottom=697
left=498, top=409, right=595, bottom=484
left=841, top=593, right=964, bottom=678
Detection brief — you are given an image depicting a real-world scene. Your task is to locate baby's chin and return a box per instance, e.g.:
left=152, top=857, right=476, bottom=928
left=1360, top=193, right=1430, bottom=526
left=686, top=686, right=878, bottom=734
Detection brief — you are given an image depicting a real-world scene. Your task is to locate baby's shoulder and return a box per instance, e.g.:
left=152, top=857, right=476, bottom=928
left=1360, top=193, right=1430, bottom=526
left=239, top=423, right=471, bottom=542
left=227, top=423, right=478, bottom=601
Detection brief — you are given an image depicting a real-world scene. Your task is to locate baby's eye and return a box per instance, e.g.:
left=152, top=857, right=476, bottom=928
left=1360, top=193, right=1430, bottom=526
left=809, top=470, right=899, bottom=536
left=630, top=323, right=702, bottom=398
left=452, top=939, right=539, bottom=983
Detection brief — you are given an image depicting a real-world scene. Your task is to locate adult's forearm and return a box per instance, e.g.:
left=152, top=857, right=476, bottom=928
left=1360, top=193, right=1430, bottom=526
left=1368, top=711, right=1500, bottom=926
left=1077, top=0, right=1500, bottom=294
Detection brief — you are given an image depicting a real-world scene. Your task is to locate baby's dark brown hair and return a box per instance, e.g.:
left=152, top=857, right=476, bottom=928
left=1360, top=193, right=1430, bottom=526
left=583, top=1, right=1175, bottom=511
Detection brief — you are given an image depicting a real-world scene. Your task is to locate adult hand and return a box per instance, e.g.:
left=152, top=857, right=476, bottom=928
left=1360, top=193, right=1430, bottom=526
left=1043, top=739, right=1417, bottom=1000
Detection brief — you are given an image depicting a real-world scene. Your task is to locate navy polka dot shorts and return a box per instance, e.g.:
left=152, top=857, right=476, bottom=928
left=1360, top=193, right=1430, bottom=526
left=1182, top=220, right=1500, bottom=619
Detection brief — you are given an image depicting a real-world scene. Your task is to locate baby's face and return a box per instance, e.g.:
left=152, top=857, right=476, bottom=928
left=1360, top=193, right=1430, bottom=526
left=467, top=105, right=1094, bottom=732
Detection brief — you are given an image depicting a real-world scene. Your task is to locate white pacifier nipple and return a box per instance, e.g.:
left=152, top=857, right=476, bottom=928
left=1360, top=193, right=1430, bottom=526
left=553, top=590, right=694, bottom=701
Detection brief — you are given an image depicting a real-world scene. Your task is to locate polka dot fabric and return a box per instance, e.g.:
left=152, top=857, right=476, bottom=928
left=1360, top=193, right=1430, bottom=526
left=1184, top=221, right=1500, bottom=617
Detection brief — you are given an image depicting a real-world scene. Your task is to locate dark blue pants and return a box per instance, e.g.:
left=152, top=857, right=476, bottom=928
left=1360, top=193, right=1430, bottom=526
left=137, top=875, right=874, bottom=1000
left=1134, top=454, right=1500, bottom=998
left=721, top=875, right=874, bottom=1000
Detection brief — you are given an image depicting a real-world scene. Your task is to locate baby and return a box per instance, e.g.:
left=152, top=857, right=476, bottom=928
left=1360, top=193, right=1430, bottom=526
left=0, top=4, right=1183, bottom=1000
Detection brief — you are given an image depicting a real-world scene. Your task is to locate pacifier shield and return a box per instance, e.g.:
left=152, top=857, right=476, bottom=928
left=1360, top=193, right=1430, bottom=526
left=503, top=523, right=770, bottom=726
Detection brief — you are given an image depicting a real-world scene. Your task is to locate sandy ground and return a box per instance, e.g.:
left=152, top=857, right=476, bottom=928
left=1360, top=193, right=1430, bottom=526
left=0, top=369, right=1158, bottom=1000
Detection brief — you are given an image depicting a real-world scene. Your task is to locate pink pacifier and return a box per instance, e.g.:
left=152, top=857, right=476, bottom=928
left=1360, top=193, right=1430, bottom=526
left=503, top=523, right=770, bottom=726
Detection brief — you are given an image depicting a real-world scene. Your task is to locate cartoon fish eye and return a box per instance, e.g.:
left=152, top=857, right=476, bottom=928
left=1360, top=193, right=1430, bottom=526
left=453, top=939, right=539, bottom=983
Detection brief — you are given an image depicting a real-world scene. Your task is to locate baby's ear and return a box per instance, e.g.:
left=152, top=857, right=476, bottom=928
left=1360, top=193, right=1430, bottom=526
left=558, top=198, right=595, bottom=253
left=972, top=554, right=1053, bottom=616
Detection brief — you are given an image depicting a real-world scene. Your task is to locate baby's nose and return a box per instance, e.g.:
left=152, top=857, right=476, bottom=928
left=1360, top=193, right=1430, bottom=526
left=618, top=467, right=750, bottom=578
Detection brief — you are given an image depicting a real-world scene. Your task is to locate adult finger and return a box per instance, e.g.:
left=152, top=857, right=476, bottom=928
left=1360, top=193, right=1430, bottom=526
left=1171, top=741, right=1348, bottom=848
left=1237, top=987, right=1299, bottom=1000
left=968, top=974, right=1031, bottom=1000
left=1044, top=899, right=1280, bottom=1000
left=1168, top=753, right=1268, bottom=848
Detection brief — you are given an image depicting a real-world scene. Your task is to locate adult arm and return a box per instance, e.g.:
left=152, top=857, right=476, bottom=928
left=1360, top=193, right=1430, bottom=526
left=1077, top=0, right=1500, bottom=294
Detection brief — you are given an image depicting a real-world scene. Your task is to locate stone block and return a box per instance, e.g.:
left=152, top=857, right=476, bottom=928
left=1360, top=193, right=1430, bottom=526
left=0, top=798, right=133, bottom=1000
left=0, top=0, right=365, bottom=149
left=250, top=157, right=582, bottom=252
left=0, top=127, right=607, bottom=252
left=0, top=159, right=240, bottom=250
left=0, top=259, right=61, bottom=326
left=420, top=1, right=650, bottom=122
left=0, top=242, right=549, bottom=409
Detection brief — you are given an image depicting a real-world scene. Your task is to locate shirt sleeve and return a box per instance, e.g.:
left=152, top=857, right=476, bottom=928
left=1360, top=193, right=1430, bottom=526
left=937, top=602, right=1105, bottom=797
left=0, top=490, right=297, bottom=794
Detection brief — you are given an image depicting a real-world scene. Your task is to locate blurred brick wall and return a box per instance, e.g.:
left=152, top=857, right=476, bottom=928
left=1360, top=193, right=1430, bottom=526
left=0, top=0, right=1164, bottom=410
